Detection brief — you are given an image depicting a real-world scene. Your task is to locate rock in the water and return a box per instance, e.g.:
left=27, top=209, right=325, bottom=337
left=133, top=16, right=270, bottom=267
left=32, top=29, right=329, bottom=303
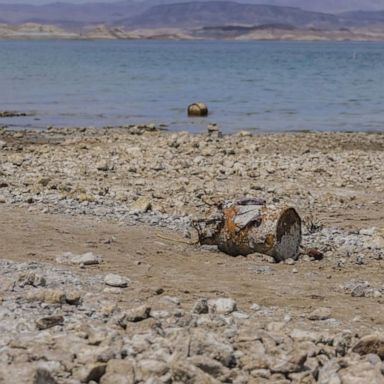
left=104, top=273, right=130, bottom=288
left=208, top=298, right=237, bottom=315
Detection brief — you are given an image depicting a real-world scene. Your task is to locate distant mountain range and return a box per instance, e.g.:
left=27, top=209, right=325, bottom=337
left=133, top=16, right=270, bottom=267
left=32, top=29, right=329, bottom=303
left=126, top=2, right=340, bottom=28
left=342, top=10, right=384, bottom=25
left=1, top=0, right=384, bottom=30
left=249, top=0, right=384, bottom=13
left=0, top=2, right=146, bottom=25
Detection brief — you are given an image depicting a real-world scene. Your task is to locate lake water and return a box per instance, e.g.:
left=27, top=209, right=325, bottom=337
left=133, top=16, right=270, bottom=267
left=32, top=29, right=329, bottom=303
left=1, top=40, right=384, bottom=133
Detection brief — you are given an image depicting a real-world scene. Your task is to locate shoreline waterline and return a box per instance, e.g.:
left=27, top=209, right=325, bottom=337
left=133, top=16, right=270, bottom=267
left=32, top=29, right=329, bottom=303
left=1, top=40, right=384, bottom=133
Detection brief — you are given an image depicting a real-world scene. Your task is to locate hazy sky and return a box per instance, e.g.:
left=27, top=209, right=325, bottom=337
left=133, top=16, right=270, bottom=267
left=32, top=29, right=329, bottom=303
left=0, top=0, right=116, bottom=3
left=0, top=0, right=109, bottom=3
left=1, top=0, right=384, bottom=9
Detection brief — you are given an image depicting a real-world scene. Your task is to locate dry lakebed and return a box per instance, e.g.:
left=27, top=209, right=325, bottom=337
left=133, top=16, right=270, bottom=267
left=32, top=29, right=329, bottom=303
left=0, top=125, right=383, bottom=383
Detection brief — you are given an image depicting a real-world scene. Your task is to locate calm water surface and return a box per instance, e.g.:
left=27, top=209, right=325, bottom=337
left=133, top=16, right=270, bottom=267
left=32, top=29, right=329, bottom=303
left=1, top=40, right=384, bottom=132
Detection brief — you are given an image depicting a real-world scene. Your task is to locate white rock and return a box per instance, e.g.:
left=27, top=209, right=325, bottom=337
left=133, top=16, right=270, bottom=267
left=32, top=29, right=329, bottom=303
left=161, top=296, right=180, bottom=306
left=359, top=227, right=376, bottom=236
left=150, top=310, right=170, bottom=319
left=129, top=196, right=152, bottom=214
left=208, top=298, right=237, bottom=315
left=232, top=311, right=250, bottom=319
left=290, top=329, right=321, bottom=342
left=56, top=252, right=102, bottom=266
left=266, top=321, right=285, bottom=332
left=192, top=298, right=209, bottom=314
left=0, top=364, right=57, bottom=384
left=18, top=271, right=46, bottom=288
left=308, top=307, right=332, bottom=321
left=103, top=287, right=123, bottom=294
left=104, top=273, right=130, bottom=288
left=96, top=161, right=111, bottom=171
left=238, top=130, right=252, bottom=137
left=367, top=236, right=384, bottom=250
left=250, top=303, right=261, bottom=311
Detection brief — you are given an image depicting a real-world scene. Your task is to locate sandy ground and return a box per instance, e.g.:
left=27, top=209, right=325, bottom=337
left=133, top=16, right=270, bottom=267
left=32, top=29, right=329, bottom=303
left=1, top=195, right=383, bottom=334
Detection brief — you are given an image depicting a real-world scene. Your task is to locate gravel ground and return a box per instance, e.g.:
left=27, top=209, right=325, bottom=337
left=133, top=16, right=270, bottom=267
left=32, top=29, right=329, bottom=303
left=0, top=125, right=383, bottom=383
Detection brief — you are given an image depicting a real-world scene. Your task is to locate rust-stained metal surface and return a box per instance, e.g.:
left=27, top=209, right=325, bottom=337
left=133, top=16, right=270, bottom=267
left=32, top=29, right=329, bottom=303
left=187, top=102, right=208, bottom=117
left=194, top=198, right=302, bottom=260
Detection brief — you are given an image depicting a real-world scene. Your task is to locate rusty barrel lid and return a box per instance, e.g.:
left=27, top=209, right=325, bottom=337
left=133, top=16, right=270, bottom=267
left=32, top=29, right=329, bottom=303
left=187, top=102, right=208, bottom=116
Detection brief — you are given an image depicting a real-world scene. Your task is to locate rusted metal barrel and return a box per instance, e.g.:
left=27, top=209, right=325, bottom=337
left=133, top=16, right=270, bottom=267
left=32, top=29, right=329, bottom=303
left=187, top=102, right=208, bottom=117
left=194, top=198, right=302, bottom=261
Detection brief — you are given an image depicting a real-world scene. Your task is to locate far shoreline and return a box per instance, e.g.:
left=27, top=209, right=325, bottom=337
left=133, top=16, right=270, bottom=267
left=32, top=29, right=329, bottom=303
left=2, top=23, right=384, bottom=42
left=2, top=37, right=384, bottom=43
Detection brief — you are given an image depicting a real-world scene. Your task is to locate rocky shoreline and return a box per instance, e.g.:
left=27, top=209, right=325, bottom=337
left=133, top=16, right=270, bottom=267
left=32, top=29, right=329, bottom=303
left=0, top=125, right=384, bottom=383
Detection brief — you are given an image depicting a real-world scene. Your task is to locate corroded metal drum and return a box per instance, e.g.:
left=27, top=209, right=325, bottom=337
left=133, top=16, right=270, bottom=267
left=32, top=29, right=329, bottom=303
left=187, top=102, right=208, bottom=117
left=194, top=198, right=302, bottom=261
